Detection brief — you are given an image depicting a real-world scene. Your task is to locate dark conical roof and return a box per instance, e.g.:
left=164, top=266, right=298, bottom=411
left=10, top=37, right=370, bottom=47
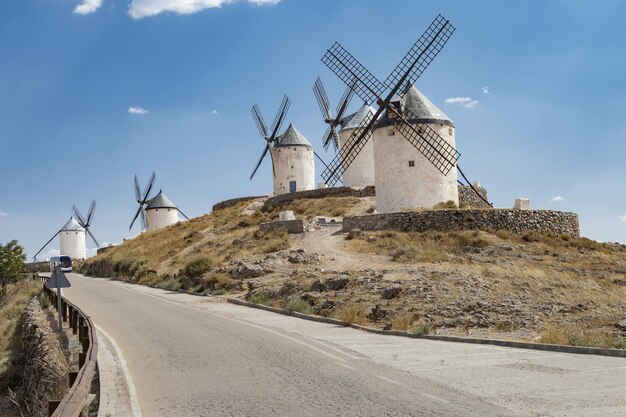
left=341, top=104, right=376, bottom=131
left=377, top=85, right=454, bottom=128
left=274, top=124, right=313, bottom=148
left=146, top=190, right=177, bottom=210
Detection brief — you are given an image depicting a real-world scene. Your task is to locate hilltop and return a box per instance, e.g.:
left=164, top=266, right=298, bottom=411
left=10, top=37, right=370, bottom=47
left=79, top=196, right=626, bottom=349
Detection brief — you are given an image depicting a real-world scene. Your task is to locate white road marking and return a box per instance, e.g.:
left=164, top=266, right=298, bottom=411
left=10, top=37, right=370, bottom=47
left=376, top=375, right=400, bottom=385
left=96, top=325, right=143, bottom=417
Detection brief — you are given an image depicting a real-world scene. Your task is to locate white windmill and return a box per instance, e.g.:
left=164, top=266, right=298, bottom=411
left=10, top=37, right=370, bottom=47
left=130, top=172, right=189, bottom=232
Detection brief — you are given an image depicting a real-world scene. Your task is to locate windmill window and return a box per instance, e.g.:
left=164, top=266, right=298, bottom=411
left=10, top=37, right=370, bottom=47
left=388, top=129, right=395, bottom=136
left=448, top=127, right=453, bottom=135
left=408, top=160, right=415, bottom=167
left=291, top=165, right=294, bottom=169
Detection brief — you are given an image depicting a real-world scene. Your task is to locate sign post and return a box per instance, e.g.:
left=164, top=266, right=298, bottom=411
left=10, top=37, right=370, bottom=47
left=45, top=264, right=71, bottom=332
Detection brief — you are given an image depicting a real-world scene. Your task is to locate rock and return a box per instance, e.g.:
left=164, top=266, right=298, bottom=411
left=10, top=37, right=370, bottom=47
left=346, top=228, right=363, bottom=240
left=326, top=276, right=350, bottom=291
left=231, top=264, right=268, bottom=279
left=615, top=320, right=626, bottom=331
left=381, top=285, right=402, bottom=299
left=382, top=323, right=392, bottom=331
left=310, top=279, right=327, bottom=292
left=366, top=305, right=387, bottom=321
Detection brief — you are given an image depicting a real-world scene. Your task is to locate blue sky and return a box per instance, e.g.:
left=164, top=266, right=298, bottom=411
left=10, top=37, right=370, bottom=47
left=1, top=0, right=625, bottom=258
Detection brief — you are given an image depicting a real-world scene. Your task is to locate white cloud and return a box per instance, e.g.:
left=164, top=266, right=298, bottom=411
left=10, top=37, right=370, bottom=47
left=445, top=96, right=478, bottom=109
left=74, top=0, right=103, bottom=15
left=42, top=248, right=60, bottom=261
left=128, top=106, right=149, bottom=115
left=619, top=215, right=626, bottom=223
left=551, top=196, right=565, bottom=202
left=0, top=210, right=8, bottom=216
left=482, top=86, right=491, bottom=94
left=211, top=109, right=219, bottom=115
left=128, top=0, right=280, bottom=19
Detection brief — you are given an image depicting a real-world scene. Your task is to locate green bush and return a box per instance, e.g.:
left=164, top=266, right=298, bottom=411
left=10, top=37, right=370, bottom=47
left=249, top=293, right=274, bottom=306
left=183, top=256, right=213, bottom=278
left=285, top=298, right=313, bottom=315
left=412, top=322, right=431, bottom=336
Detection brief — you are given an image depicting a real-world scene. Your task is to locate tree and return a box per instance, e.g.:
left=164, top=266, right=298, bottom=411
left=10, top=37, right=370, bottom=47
left=0, top=240, right=27, bottom=299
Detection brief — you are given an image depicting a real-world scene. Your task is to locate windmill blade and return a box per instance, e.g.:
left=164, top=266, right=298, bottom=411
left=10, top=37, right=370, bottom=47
left=33, top=231, right=60, bottom=261
left=321, top=108, right=378, bottom=187
left=321, top=42, right=387, bottom=106
left=140, top=206, right=147, bottom=230
left=129, top=205, right=143, bottom=231
left=313, top=77, right=333, bottom=120
left=268, top=145, right=276, bottom=179
left=313, top=151, right=331, bottom=171
left=321, top=125, right=340, bottom=151
left=86, top=228, right=100, bottom=248
left=177, top=208, right=190, bottom=220
left=142, top=171, right=156, bottom=202
left=250, top=142, right=271, bottom=180
left=384, top=14, right=455, bottom=93
left=393, top=107, right=460, bottom=175
left=134, top=175, right=142, bottom=203
left=72, top=205, right=87, bottom=227
left=86, top=199, right=96, bottom=226
left=251, top=104, right=269, bottom=138
left=335, top=82, right=356, bottom=121
left=269, top=95, right=290, bottom=140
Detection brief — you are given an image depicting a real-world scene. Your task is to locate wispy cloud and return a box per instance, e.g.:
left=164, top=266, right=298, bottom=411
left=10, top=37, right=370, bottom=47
left=619, top=215, right=626, bottom=223
left=445, top=96, right=478, bottom=109
left=128, top=0, right=281, bottom=19
left=482, top=86, right=491, bottom=94
left=74, top=0, right=103, bottom=15
left=0, top=210, right=8, bottom=217
left=128, top=106, right=149, bottom=115
left=211, top=109, right=219, bottom=115
left=551, top=196, right=565, bottom=202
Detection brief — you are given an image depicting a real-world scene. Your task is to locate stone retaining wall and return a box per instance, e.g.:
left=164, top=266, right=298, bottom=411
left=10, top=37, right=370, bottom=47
left=342, top=209, right=580, bottom=237
left=262, top=186, right=375, bottom=211
left=259, top=219, right=313, bottom=234
left=212, top=195, right=266, bottom=211
left=20, top=299, right=70, bottom=417
left=458, top=185, right=490, bottom=209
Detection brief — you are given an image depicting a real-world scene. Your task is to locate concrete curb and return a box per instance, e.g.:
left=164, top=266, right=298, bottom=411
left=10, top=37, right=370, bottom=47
left=227, top=298, right=626, bottom=358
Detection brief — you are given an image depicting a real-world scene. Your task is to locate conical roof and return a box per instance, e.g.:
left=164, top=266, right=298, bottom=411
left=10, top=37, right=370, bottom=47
left=274, top=124, right=312, bottom=148
left=61, top=217, right=85, bottom=232
left=377, top=85, right=454, bottom=128
left=146, top=190, right=177, bottom=210
left=341, top=104, right=376, bottom=131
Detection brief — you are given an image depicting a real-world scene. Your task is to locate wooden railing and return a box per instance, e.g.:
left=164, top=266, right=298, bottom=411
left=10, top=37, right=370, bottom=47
left=42, top=285, right=99, bottom=417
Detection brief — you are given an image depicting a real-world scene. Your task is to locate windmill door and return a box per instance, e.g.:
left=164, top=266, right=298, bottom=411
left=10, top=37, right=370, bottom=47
left=289, top=181, right=297, bottom=193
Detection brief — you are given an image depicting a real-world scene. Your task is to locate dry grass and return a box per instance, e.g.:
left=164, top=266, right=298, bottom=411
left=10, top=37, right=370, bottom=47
left=333, top=302, right=368, bottom=326
left=268, top=197, right=361, bottom=219
left=540, top=325, right=626, bottom=349
left=392, top=311, right=414, bottom=331
left=0, top=280, right=41, bottom=391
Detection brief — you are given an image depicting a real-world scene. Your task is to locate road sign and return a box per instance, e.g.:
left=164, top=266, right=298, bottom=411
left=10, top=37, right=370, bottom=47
left=46, top=268, right=71, bottom=289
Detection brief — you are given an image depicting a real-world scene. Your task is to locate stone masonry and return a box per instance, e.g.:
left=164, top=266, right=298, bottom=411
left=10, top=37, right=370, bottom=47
left=342, top=209, right=580, bottom=237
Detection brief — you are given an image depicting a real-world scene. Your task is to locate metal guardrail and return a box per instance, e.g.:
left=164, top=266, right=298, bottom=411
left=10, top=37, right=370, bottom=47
left=42, top=284, right=99, bottom=417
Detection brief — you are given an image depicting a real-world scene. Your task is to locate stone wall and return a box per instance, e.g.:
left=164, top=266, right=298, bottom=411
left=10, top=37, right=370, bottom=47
left=458, top=184, right=490, bottom=209
left=342, top=209, right=580, bottom=237
left=262, top=186, right=376, bottom=211
left=212, top=196, right=266, bottom=212
left=20, top=299, right=70, bottom=417
left=259, top=219, right=313, bottom=234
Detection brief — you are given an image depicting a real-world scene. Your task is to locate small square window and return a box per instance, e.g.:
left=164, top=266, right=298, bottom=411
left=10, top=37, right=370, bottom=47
left=448, top=127, right=453, bottom=136
left=408, top=160, right=415, bottom=167
left=388, top=129, right=395, bottom=136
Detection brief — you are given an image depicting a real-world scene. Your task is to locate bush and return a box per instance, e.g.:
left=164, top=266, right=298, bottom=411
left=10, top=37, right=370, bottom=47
left=433, top=200, right=458, bottom=210
left=390, top=246, right=448, bottom=263
left=253, top=228, right=290, bottom=254
left=183, top=256, right=213, bottom=278
left=158, top=277, right=182, bottom=292
left=285, top=298, right=313, bottom=315
left=412, top=321, right=431, bottom=336
left=249, top=293, right=274, bottom=306
left=334, top=303, right=367, bottom=326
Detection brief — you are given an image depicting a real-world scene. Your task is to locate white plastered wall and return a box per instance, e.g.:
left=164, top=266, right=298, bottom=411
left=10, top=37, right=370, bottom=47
left=146, top=208, right=179, bottom=232
left=270, top=146, right=315, bottom=195
left=373, top=122, right=458, bottom=213
left=339, top=128, right=375, bottom=188
left=60, top=230, right=87, bottom=259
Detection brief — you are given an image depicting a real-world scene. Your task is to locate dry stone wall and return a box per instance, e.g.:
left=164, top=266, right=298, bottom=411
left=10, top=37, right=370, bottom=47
left=212, top=196, right=266, bottom=211
left=259, top=219, right=314, bottom=234
left=262, top=186, right=376, bottom=210
left=20, top=299, right=70, bottom=417
left=458, top=184, right=490, bottom=209
left=343, top=209, right=580, bottom=237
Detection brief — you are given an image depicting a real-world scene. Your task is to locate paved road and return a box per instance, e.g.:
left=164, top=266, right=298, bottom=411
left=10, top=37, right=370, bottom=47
left=63, top=274, right=626, bottom=417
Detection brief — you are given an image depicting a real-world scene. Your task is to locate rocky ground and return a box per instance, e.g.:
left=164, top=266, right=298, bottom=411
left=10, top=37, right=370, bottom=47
left=79, top=196, right=626, bottom=348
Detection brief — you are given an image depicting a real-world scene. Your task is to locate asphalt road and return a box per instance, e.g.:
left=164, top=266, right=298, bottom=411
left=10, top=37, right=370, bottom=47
left=62, top=273, right=626, bottom=417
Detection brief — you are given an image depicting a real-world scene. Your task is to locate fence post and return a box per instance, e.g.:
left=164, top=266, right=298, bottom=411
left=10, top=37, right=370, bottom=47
left=62, top=301, right=67, bottom=323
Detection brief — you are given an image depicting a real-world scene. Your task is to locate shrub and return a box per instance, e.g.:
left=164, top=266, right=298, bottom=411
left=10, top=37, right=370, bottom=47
left=433, top=200, right=458, bottom=210
left=158, top=277, right=182, bottom=292
left=390, top=246, right=448, bottom=263
left=253, top=228, right=290, bottom=254
left=412, top=321, right=431, bottom=336
left=285, top=298, right=313, bottom=315
left=249, top=293, right=274, bottom=306
left=392, top=311, right=414, bottom=331
left=334, top=303, right=367, bottom=326
left=183, top=256, right=213, bottom=278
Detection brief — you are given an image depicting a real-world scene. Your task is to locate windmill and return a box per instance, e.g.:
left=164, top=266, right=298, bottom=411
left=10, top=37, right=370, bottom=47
left=129, top=171, right=156, bottom=231
left=312, top=77, right=355, bottom=151
left=249, top=95, right=291, bottom=180
left=72, top=199, right=100, bottom=248
left=319, top=14, right=459, bottom=188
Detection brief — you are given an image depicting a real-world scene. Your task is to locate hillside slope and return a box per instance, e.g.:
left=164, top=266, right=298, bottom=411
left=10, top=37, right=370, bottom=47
left=79, top=196, right=626, bottom=348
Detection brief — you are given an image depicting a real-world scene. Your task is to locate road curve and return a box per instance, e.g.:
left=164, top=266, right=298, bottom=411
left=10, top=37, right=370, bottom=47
left=63, top=274, right=626, bottom=416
